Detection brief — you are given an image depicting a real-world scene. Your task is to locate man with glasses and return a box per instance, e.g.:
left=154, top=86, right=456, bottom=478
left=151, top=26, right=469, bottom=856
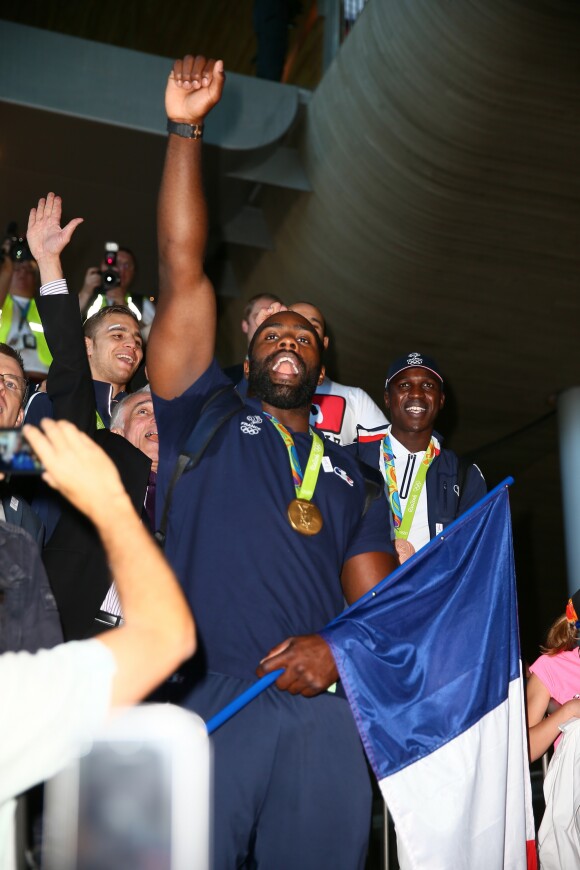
left=0, top=342, right=44, bottom=544
left=0, top=346, right=27, bottom=428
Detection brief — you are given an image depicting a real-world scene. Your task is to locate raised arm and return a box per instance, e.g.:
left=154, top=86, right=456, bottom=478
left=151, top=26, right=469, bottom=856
left=147, top=55, right=225, bottom=399
left=26, top=194, right=96, bottom=434
left=24, top=419, right=196, bottom=707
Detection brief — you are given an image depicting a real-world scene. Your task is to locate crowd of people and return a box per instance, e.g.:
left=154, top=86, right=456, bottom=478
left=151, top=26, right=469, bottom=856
left=1, top=50, right=570, bottom=870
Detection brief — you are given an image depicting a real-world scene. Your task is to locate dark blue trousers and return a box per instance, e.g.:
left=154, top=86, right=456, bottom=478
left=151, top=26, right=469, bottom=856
left=183, top=673, right=372, bottom=870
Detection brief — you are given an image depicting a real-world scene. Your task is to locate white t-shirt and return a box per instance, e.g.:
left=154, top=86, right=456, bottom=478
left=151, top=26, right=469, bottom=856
left=309, top=377, right=388, bottom=446
left=0, top=640, right=116, bottom=870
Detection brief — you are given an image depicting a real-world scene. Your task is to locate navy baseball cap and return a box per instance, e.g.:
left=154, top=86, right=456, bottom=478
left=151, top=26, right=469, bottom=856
left=385, top=352, right=444, bottom=388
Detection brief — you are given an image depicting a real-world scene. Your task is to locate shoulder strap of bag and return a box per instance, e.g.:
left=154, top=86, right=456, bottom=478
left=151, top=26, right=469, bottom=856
left=155, top=385, right=244, bottom=547
left=355, top=459, right=384, bottom=518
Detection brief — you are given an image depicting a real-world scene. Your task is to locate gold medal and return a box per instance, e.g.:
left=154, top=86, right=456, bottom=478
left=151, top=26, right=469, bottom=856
left=287, top=498, right=323, bottom=536
left=395, top=538, right=416, bottom=564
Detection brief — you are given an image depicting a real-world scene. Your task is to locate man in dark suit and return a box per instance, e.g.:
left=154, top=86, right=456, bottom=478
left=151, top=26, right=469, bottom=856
left=25, top=303, right=143, bottom=430
left=25, top=194, right=153, bottom=639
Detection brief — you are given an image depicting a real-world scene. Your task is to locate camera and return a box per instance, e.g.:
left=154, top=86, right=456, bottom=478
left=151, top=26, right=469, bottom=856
left=1, top=222, right=33, bottom=263
left=100, top=241, right=120, bottom=291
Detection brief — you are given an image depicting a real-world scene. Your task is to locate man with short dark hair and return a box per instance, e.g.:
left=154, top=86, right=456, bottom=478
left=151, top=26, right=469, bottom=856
left=351, top=351, right=486, bottom=563
left=27, top=303, right=142, bottom=429
left=148, top=54, right=397, bottom=869
left=83, top=305, right=143, bottom=418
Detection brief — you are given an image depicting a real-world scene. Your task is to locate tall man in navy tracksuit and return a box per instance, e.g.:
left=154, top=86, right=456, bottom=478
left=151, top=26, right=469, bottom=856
left=351, top=352, right=486, bottom=564
left=147, top=54, right=398, bottom=870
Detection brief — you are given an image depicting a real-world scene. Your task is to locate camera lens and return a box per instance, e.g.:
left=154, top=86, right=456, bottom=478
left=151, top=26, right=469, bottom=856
left=102, top=268, right=120, bottom=288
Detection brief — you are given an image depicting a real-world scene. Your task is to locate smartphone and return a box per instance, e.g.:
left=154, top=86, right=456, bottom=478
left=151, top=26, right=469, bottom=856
left=0, top=427, right=43, bottom=474
left=43, top=704, right=212, bottom=870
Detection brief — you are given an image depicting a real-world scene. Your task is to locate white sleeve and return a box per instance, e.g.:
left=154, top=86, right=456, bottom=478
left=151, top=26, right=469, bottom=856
left=0, top=640, right=116, bottom=803
left=140, top=298, right=156, bottom=327
left=538, top=719, right=580, bottom=868
left=349, top=387, right=388, bottom=430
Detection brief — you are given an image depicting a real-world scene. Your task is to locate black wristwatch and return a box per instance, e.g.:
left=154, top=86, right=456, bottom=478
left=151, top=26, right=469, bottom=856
left=166, top=120, right=204, bottom=140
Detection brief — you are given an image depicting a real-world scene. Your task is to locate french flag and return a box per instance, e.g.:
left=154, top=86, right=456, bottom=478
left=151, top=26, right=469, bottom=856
left=322, top=481, right=537, bottom=869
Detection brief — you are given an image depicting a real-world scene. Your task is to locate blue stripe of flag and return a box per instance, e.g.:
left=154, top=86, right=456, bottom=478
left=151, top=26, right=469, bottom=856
left=321, top=482, right=520, bottom=781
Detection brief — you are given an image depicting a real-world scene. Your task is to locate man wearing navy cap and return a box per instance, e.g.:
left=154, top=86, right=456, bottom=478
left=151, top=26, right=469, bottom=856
left=351, top=351, right=486, bottom=563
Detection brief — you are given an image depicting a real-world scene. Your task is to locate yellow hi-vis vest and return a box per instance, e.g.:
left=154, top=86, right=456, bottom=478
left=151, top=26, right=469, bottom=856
left=0, top=295, right=53, bottom=367
left=86, top=294, right=142, bottom=321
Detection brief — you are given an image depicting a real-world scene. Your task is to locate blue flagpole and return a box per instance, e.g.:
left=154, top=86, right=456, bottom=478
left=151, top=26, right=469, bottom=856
left=206, top=669, right=284, bottom=735
left=206, top=476, right=514, bottom=735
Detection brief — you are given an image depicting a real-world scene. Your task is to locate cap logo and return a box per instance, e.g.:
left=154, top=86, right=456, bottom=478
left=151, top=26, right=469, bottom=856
left=407, top=353, right=423, bottom=366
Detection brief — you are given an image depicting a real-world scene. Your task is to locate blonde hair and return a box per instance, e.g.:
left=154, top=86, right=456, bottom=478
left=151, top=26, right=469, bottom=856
left=540, top=613, right=579, bottom=656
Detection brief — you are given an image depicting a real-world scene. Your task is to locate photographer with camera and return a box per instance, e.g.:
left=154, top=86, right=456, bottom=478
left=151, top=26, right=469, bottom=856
left=78, top=244, right=156, bottom=339
left=0, top=225, right=51, bottom=384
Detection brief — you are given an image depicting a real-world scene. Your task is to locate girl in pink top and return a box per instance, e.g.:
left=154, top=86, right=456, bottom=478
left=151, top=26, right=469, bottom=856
left=527, top=588, right=580, bottom=761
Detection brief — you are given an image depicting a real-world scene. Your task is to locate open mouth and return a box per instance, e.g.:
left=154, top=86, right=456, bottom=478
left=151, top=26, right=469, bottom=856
left=145, top=431, right=158, bottom=442
left=404, top=404, right=428, bottom=416
left=116, top=353, right=135, bottom=367
left=270, top=352, right=302, bottom=379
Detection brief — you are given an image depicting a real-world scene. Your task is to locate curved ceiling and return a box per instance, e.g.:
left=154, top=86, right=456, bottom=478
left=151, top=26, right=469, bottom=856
left=240, top=0, right=580, bottom=456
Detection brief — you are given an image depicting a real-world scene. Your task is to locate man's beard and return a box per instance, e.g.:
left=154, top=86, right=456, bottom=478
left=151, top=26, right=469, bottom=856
left=248, top=351, right=321, bottom=410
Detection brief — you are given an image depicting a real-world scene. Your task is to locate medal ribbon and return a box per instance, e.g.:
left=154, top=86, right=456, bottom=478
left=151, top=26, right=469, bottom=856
left=264, top=413, right=324, bottom=501
left=382, top=434, right=440, bottom=539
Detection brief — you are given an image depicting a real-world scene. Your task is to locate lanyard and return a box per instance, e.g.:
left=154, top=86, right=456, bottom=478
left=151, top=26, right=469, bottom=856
left=264, top=413, right=325, bottom=502
left=382, top=434, right=439, bottom=540
left=14, top=299, right=31, bottom=332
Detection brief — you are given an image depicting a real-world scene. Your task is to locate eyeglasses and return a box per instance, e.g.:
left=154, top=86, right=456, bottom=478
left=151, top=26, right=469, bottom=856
left=0, top=373, right=27, bottom=395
